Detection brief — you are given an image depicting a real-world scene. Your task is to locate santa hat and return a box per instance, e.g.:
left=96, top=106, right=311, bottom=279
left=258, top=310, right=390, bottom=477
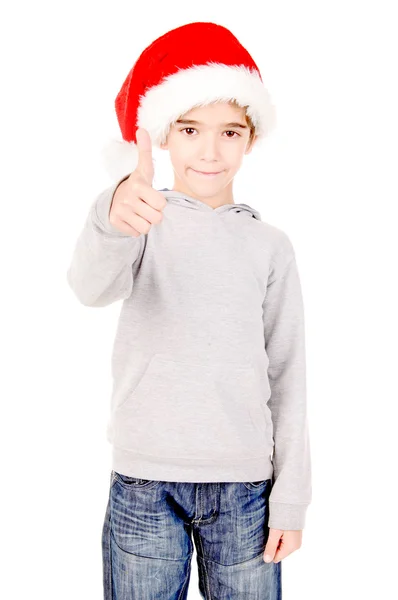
left=101, top=21, right=277, bottom=181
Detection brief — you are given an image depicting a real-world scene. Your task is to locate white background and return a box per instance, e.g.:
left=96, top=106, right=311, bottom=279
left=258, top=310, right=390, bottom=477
left=1, top=1, right=397, bottom=598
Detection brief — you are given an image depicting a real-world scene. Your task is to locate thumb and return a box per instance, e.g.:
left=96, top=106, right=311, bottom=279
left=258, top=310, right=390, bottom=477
left=135, top=127, right=154, bottom=185
left=263, top=529, right=283, bottom=563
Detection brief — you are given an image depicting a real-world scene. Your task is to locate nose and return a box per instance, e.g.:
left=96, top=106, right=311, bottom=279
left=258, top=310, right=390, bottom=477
left=199, top=132, right=222, bottom=163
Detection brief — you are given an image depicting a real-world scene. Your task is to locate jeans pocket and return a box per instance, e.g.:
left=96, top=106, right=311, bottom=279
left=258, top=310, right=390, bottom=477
left=112, top=470, right=161, bottom=489
left=242, top=479, right=271, bottom=491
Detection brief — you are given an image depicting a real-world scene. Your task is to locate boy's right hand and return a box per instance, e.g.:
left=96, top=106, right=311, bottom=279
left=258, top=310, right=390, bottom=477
left=109, top=128, right=167, bottom=237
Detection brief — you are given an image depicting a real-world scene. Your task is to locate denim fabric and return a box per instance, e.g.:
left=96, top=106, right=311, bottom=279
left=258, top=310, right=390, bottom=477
left=102, top=470, right=282, bottom=599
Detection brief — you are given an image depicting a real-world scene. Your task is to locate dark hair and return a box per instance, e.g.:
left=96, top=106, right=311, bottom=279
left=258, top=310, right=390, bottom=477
left=228, top=99, right=256, bottom=148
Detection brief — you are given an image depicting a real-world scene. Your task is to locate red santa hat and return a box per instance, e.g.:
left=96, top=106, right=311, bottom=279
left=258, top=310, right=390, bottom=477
left=101, top=21, right=277, bottom=181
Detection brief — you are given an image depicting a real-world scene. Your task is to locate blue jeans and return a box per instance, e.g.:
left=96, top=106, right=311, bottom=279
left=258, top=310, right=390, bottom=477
left=102, top=470, right=282, bottom=599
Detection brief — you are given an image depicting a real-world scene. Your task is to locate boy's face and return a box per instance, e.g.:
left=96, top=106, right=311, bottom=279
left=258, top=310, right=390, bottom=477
left=160, top=102, right=257, bottom=204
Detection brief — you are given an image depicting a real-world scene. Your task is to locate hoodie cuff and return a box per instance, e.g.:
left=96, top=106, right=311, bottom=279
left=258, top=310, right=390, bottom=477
left=268, top=502, right=309, bottom=531
left=93, top=174, right=132, bottom=236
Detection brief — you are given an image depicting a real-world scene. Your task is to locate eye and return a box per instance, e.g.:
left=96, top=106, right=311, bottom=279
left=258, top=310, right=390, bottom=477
left=180, top=128, right=197, bottom=135
left=224, top=131, right=240, bottom=138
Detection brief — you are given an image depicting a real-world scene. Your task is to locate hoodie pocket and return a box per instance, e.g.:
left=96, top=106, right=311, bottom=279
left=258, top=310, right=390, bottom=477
left=113, top=353, right=269, bottom=460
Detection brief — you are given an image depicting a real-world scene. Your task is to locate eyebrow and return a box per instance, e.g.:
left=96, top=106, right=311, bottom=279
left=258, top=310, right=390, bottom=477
left=175, top=119, right=248, bottom=129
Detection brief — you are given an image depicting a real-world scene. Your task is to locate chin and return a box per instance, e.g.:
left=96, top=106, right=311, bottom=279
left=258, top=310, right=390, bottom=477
left=187, top=178, right=224, bottom=194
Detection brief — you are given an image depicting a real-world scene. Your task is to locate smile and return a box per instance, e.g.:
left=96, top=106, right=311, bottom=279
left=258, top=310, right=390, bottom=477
left=191, top=169, right=223, bottom=177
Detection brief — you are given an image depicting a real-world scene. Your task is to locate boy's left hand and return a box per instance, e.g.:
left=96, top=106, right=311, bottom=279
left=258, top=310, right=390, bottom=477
left=263, top=529, right=303, bottom=563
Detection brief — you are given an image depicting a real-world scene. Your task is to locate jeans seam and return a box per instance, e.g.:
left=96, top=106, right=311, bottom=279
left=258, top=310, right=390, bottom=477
left=102, top=496, right=114, bottom=600
left=196, top=532, right=212, bottom=600
left=177, top=552, right=193, bottom=600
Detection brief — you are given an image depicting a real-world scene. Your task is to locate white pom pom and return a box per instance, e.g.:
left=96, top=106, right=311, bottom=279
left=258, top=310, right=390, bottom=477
left=100, top=137, right=139, bottom=182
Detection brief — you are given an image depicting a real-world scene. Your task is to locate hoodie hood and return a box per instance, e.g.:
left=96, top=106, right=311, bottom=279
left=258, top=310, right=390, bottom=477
left=158, top=188, right=262, bottom=221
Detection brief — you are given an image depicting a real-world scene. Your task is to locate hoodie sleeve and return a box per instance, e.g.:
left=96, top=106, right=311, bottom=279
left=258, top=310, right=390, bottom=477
left=66, top=175, right=145, bottom=307
left=262, top=240, right=312, bottom=531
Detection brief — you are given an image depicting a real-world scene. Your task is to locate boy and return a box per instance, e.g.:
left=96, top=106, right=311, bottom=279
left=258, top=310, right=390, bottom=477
left=67, top=22, right=312, bottom=599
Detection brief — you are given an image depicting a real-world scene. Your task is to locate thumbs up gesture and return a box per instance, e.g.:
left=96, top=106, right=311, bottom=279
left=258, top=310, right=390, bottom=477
left=109, top=128, right=167, bottom=237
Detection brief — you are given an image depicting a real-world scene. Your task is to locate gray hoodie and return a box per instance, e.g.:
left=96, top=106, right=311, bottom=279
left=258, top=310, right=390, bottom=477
left=67, top=175, right=312, bottom=530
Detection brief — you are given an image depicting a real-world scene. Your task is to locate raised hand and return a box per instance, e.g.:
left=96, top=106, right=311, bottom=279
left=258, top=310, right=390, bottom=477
left=109, top=128, right=167, bottom=236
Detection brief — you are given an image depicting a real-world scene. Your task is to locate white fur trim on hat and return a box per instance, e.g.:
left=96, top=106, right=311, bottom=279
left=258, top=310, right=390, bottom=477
left=100, top=137, right=139, bottom=182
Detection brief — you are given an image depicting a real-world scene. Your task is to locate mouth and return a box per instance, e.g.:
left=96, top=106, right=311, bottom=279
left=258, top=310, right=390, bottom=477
left=191, top=168, right=223, bottom=177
